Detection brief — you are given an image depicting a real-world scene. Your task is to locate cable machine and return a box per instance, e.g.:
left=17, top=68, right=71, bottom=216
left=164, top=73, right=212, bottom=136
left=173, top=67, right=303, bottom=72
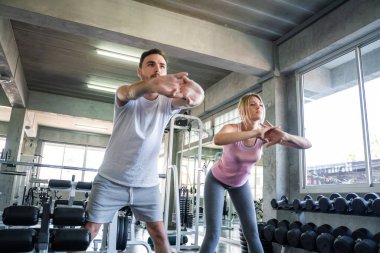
left=163, top=114, right=203, bottom=252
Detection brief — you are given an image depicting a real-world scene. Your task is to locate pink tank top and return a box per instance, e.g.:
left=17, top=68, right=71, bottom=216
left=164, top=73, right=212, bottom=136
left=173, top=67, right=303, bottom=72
left=211, top=124, right=263, bottom=187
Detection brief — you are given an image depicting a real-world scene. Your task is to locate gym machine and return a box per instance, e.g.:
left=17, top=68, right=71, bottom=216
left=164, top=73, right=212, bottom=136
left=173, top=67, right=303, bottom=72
left=164, top=113, right=203, bottom=252
left=0, top=159, right=99, bottom=207
left=0, top=199, right=90, bottom=252
left=98, top=207, right=152, bottom=253
left=48, top=178, right=92, bottom=208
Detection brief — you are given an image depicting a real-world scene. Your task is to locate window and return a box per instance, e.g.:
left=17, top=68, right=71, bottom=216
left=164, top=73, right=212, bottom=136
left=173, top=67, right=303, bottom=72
left=248, top=164, right=263, bottom=200
left=39, top=142, right=105, bottom=182
left=39, top=143, right=65, bottom=180
left=84, top=147, right=106, bottom=182
left=301, top=36, right=380, bottom=189
left=214, top=108, right=240, bottom=133
left=61, top=145, right=85, bottom=181
left=0, top=137, right=6, bottom=155
left=183, top=120, right=209, bottom=145
left=361, top=39, right=380, bottom=184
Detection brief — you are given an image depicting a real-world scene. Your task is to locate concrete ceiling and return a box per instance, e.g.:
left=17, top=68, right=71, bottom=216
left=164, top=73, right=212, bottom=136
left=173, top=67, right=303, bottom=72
left=133, top=0, right=335, bottom=41
left=0, top=0, right=343, bottom=136
left=11, top=20, right=231, bottom=104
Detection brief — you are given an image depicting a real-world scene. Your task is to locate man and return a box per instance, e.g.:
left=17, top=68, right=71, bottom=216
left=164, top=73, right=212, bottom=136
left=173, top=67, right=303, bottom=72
left=84, top=48, right=204, bottom=252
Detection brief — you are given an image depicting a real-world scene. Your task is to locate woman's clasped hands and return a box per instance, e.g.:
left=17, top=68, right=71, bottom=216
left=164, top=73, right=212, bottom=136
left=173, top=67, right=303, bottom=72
left=259, top=120, right=287, bottom=147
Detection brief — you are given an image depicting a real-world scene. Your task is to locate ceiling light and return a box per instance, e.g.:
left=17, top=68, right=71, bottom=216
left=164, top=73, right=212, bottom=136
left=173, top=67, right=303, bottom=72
left=96, top=49, right=140, bottom=63
left=75, top=124, right=108, bottom=131
left=87, top=84, right=116, bottom=93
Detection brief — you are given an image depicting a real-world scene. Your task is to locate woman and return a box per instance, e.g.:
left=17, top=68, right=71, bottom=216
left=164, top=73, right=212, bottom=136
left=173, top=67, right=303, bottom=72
left=199, top=93, right=311, bottom=253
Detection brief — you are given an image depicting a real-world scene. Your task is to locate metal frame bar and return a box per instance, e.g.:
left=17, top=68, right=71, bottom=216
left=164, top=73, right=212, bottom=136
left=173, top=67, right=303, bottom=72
left=164, top=114, right=203, bottom=252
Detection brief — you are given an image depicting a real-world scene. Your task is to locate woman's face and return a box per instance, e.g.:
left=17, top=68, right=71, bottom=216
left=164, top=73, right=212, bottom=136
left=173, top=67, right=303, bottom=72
left=247, top=96, right=264, bottom=122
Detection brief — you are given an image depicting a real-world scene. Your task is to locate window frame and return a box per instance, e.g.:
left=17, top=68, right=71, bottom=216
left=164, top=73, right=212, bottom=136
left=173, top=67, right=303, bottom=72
left=297, top=31, right=380, bottom=194
left=38, top=141, right=104, bottom=182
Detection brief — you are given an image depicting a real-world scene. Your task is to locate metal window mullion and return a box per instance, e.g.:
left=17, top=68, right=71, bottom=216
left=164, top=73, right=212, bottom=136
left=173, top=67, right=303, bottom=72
left=60, top=144, right=66, bottom=180
left=355, top=47, right=372, bottom=187
left=297, top=74, right=306, bottom=189
left=82, top=146, right=88, bottom=181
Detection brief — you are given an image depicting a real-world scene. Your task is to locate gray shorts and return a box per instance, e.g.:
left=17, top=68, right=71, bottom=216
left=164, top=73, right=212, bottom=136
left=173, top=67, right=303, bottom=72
left=86, top=174, right=163, bottom=223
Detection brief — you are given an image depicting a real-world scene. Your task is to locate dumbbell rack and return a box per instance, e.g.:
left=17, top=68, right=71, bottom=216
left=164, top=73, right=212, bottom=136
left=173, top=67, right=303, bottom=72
left=164, top=114, right=203, bottom=252
left=267, top=193, right=380, bottom=253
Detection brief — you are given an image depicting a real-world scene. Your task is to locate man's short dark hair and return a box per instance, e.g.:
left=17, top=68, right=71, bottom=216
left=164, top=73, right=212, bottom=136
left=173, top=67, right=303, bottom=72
left=139, top=48, right=168, bottom=68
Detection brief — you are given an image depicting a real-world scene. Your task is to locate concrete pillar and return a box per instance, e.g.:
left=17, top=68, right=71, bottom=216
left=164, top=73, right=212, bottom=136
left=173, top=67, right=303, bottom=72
left=285, top=74, right=303, bottom=200
left=0, top=107, right=27, bottom=209
left=3, top=107, right=26, bottom=161
left=20, top=136, right=38, bottom=162
left=261, top=76, right=289, bottom=221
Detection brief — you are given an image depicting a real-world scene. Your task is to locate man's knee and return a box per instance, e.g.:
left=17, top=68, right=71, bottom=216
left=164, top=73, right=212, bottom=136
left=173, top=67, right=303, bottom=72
left=146, top=221, right=167, bottom=239
left=85, top=222, right=102, bottom=240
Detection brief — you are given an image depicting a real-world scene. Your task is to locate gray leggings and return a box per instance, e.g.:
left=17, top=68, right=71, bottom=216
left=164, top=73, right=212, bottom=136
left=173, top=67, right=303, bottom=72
left=199, top=172, right=264, bottom=253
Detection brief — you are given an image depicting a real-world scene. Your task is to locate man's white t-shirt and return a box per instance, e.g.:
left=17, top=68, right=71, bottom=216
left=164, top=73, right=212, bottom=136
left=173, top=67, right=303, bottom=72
left=98, top=95, right=180, bottom=187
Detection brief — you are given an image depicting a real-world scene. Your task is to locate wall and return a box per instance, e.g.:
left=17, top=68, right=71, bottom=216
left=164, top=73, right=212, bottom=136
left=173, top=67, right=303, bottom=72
left=0, top=121, right=8, bottom=136
left=37, top=126, right=110, bottom=148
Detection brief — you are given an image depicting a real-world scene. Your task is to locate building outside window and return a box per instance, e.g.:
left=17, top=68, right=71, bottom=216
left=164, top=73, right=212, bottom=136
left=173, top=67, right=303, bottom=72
left=301, top=36, right=380, bottom=188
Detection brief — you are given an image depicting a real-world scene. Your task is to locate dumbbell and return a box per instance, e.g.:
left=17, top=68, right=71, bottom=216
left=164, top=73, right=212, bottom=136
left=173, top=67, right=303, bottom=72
left=286, top=221, right=304, bottom=248
left=263, top=218, right=278, bottom=243
left=373, top=197, right=380, bottom=216
left=305, top=195, right=324, bottom=211
left=271, top=196, right=291, bottom=209
left=293, top=195, right=312, bottom=212
left=316, top=226, right=352, bottom=253
left=258, top=222, right=275, bottom=253
left=257, top=222, right=267, bottom=241
left=319, top=193, right=342, bottom=212
left=334, top=228, right=373, bottom=253
left=287, top=222, right=316, bottom=249
left=273, top=220, right=290, bottom=245
left=239, top=225, right=248, bottom=253
left=352, top=192, right=380, bottom=215
left=299, top=222, right=318, bottom=251
left=334, top=193, right=359, bottom=214
left=300, top=223, right=333, bottom=252
left=240, top=222, right=269, bottom=253
left=354, top=232, right=380, bottom=253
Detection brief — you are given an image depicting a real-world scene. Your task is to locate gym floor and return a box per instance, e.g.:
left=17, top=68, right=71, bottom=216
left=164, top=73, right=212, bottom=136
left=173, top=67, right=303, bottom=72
left=87, top=220, right=242, bottom=253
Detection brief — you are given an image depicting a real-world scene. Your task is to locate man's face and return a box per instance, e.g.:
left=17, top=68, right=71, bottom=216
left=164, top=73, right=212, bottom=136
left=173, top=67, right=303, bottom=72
left=137, top=54, right=167, bottom=80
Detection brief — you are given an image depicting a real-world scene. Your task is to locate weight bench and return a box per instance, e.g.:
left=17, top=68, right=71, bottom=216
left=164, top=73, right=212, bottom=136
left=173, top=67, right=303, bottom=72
left=49, top=179, right=92, bottom=208
left=0, top=203, right=91, bottom=252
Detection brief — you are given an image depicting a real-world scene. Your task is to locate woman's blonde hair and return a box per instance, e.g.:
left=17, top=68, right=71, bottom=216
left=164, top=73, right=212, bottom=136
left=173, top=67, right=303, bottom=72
left=238, top=93, right=265, bottom=129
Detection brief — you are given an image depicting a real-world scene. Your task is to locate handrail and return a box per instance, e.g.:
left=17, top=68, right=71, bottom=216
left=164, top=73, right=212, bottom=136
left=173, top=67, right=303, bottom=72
left=164, top=113, right=203, bottom=252
left=0, top=159, right=98, bottom=172
left=163, top=165, right=181, bottom=252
